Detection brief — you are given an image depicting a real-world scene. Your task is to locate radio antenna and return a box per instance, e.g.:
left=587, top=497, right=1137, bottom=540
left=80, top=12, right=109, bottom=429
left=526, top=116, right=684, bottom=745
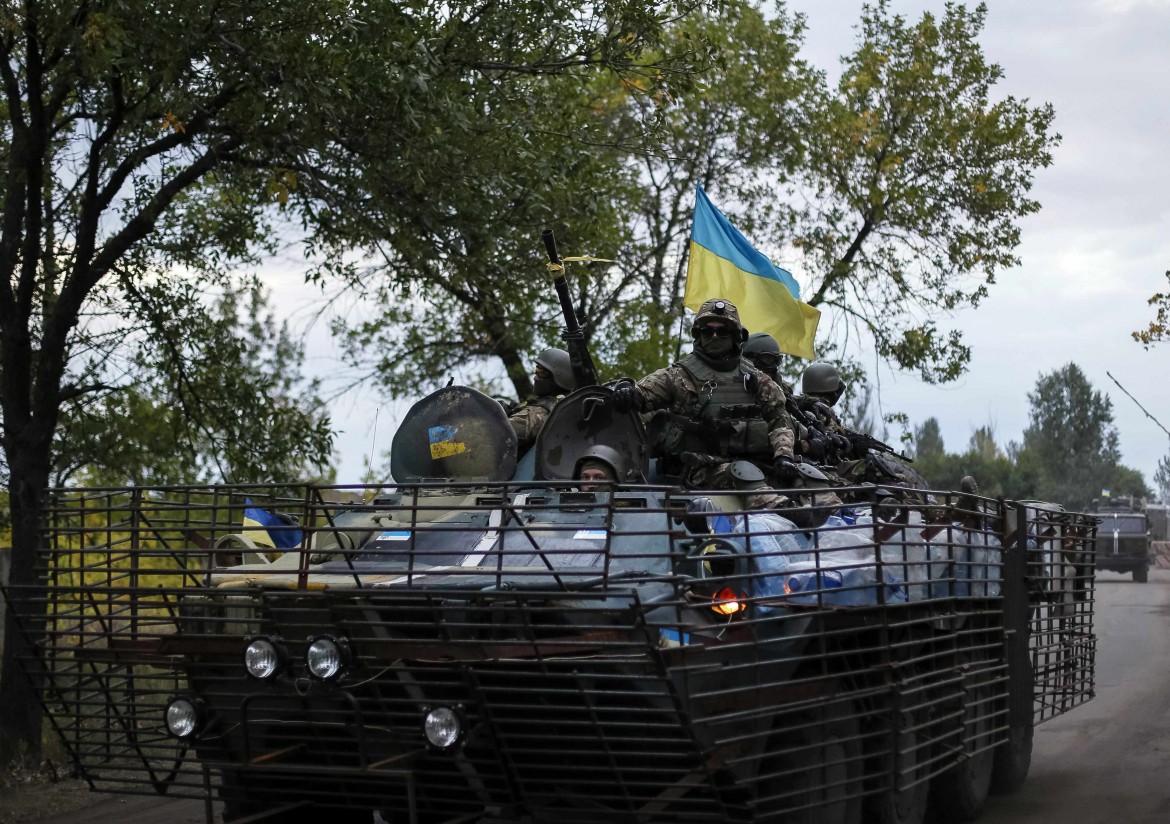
left=1106, top=371, right=1170, bottom=440
left=363, top=406, right=381, bottom=493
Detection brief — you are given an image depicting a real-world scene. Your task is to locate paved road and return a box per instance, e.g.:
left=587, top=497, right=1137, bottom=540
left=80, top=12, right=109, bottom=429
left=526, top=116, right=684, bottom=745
left=981, top=567, right=1170, bottom=824
left=19, top=569, right=1170, bottom=824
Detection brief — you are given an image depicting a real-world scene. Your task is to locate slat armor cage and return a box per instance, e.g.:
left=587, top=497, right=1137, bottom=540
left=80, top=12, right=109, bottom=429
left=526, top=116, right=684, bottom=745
left=3, top=482, right=1097, bottom=822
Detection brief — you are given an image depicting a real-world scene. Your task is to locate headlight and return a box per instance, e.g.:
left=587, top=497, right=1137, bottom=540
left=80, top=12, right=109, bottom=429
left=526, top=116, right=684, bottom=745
left=423, top=706, right=463, bottom=749
left=165, top=696, right=203, bottom=739
left=305, top=635, right=349, bottom=681
left=244, top=636, right=286, bottom=680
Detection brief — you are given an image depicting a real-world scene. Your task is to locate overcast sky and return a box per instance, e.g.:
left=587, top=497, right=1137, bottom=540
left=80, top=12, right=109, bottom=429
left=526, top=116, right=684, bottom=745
left=301, top=0, right=1170, bottom=488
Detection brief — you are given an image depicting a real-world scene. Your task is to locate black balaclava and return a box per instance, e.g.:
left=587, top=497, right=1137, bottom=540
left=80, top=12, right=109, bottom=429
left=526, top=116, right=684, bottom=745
left=533, top=376, right=559, bottom=397
left=694, top=327, right=742, bottom=371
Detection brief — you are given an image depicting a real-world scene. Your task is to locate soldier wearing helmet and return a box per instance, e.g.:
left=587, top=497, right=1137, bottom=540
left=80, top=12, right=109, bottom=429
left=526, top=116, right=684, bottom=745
left=801, top=361, right=846, bottom=407
left=573, top=444, right=625, bottom=491
left=796, top=361, right=853, bottom=461
left=509, top=348, right=575, bottom=453
left=741, top=332, right=794, bottom=394
left=610, top=298, right=797, bottom=488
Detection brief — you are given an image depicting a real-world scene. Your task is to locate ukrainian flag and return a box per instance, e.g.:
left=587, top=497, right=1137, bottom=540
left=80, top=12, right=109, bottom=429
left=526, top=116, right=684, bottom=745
left=684, top=186, right=820, bottom=360
left=243, top=499, right=303, bottom=550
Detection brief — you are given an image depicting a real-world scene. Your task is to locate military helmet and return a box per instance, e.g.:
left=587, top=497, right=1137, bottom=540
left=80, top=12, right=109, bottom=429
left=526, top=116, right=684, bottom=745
left=535, top=348, right=576, bottom=394
left=690, top=298, right=747, bottom=341
left=573, top=444, right=625, bottom=483
left=742, top=332, right=781, bottom=359
left=801, top=361, right=845, bottom=396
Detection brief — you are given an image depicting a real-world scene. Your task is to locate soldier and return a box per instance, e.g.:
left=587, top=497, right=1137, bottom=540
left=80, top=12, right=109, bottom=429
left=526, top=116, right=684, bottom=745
left=509, top=348, right=575, bottom=453
left=611, top=298, right=798, bottom=488
left=741, top=332, right=795, bottom=394
left=801, top=361, right=846, bottom=410
left=573, top=446, right=622, bottom=491
left=797, top=361, right=851, bottom=460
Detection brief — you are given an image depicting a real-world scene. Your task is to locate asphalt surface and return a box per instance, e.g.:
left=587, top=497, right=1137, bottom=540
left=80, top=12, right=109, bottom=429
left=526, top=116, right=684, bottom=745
left=14, top=568, right=1170, bottom=824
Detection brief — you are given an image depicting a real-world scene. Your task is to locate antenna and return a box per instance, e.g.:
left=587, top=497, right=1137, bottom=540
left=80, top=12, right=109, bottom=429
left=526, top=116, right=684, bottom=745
left=363, top=406, right=381, bottom=492
left=1106, top=371, right=1170, bottom=440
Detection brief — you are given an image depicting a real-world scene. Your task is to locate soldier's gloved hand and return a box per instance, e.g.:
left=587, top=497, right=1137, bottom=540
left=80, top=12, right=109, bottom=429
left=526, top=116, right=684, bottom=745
left=801, top=436, right=826, bottom=462
left=773, top=455, right=800, bottom=484
left=611, top=380, right=638, bottom=413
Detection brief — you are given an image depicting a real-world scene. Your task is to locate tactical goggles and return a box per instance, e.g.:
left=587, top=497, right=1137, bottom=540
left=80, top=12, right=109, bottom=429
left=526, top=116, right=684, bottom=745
left=699, top=326, right=733, bottom=338
left=750, top=353, right=782, bottom=369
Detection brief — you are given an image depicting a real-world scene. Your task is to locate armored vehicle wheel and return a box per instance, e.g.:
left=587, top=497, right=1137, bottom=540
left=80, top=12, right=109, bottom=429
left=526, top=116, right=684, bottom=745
left=990, top=720, right=1033, bottom=795
left=756, top=699, right=863, bottom=824
left=1134, top=564, right=1149, bottom=583
left=866, top=709, right=931, bottom=824
left=927, top=675, right=994, bottom=822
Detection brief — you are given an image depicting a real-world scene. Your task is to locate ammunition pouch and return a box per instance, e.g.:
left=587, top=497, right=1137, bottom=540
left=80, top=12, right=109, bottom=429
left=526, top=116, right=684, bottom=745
left=652, top=411, right=770, bottom=459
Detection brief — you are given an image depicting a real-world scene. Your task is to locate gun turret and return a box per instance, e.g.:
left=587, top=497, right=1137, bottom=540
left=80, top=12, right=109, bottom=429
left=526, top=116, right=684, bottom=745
left=542, top=228, right=600, bottom=388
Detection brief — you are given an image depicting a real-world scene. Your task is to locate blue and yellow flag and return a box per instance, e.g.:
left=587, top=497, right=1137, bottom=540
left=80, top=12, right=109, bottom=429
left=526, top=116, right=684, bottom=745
left=684, top=186, right=820, bottom=360
left=243, top=499, right=303, bottom=550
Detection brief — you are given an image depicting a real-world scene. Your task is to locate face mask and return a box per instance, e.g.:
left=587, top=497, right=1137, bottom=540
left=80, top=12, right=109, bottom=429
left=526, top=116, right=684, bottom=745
left=533, top=376, right=558, bottom=396
left=700, top=334, right=736, bottom=358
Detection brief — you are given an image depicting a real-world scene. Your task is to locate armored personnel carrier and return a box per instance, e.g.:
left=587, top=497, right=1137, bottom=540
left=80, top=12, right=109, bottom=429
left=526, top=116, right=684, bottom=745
left=6, top=384, right=1098, bottom=824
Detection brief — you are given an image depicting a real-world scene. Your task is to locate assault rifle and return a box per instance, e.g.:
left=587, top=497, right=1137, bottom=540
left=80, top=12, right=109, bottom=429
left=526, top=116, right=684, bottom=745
left=542, top=229, right=600, bottom=389
left=847, top=430, right=915, bottom=463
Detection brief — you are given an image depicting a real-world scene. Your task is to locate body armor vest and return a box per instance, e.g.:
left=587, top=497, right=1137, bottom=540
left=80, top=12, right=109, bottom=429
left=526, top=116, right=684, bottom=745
left=659, top=354, right=771, bottom=459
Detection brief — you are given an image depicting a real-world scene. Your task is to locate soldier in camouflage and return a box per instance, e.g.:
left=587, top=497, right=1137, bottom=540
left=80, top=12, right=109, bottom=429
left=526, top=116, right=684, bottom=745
left=741, top=332, right=795, bottom=394
left=509, top=348, right=575, bottom=453
left=797, top=362, right=850, bottom=453
left=611, top=298, right=798, bottom=488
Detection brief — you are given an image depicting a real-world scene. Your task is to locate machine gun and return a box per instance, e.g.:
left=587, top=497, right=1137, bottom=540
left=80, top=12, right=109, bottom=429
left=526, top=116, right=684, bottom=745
left=847, top=430, right=915, bottom=463
left=542, top=228, right=600, bottom=389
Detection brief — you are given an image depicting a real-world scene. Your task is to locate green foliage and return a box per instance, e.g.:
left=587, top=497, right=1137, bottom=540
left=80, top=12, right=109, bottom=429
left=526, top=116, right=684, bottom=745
left=299, top=2, right=715, bottom=399
left=1133, top=270, right=1170, bottom=348
left=1019, top=363, right=1125, bottom=509
left=1154, top=455, right=1170, bottom=504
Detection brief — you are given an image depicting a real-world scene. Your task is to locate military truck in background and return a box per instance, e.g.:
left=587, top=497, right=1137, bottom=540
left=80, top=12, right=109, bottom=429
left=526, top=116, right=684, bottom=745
left=3, top=384, right=1100, bottom=824
left=1092, top=495, right=1151, bottom=582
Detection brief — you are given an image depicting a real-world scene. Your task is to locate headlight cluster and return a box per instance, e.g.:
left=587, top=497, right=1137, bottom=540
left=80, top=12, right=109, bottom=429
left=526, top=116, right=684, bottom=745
left=243, top=635, right=351, bottom=682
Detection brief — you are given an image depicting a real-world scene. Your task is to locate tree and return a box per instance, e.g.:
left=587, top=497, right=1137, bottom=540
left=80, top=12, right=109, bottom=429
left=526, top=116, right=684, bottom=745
left=1017, top=363, right=1130, bottom=510
left=0, top=0, right=701, bottom=763
left=1155, top=455, right=1170, bottom=504
left=786, top=1, right=1058, bottom=382
left=292, top=5, right=715, bottom=401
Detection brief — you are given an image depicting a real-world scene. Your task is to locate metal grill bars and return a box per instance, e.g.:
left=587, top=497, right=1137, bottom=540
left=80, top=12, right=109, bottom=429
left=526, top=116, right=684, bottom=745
left=3, top=482, right=1096, bottom=822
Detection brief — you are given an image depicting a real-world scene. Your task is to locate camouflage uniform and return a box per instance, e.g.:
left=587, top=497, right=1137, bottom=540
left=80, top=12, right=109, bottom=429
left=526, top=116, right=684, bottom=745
left=509, top=348, right=575, bottom=453
left=509, top=395, right=561, bottom=453
left=632, top=353, right=796, bottom=488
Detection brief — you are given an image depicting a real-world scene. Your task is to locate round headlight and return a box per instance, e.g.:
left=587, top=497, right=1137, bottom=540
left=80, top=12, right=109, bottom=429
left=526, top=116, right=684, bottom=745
left=423, top=706, right=463, bottom=749
left=165, top=697, right=202, bottom=739
left=306, top=636, right=347, bottom=680
left=244, top=637, right=284, bottom=680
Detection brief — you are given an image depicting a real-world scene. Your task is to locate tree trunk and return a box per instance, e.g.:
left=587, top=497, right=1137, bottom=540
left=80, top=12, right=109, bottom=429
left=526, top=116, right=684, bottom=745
left=0, top=441, right=52, bottom=765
